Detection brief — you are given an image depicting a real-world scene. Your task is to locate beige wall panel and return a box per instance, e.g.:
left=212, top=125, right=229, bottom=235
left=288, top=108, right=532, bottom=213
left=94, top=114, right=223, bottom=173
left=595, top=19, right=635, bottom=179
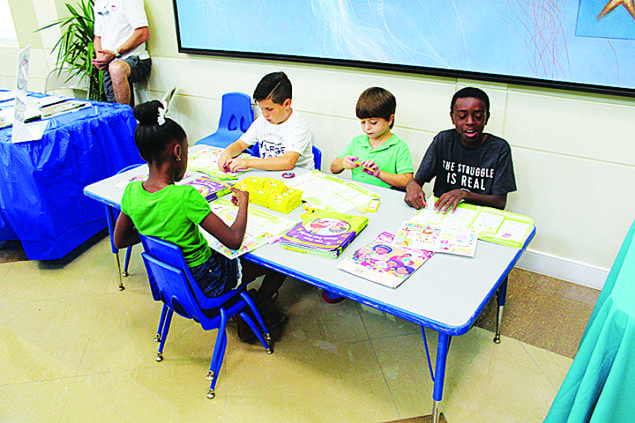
left=168, top=94, right=221, bottom=145
left=512, top=148, right=634, bottom=269
left=504, top=90, right=635, bottom=166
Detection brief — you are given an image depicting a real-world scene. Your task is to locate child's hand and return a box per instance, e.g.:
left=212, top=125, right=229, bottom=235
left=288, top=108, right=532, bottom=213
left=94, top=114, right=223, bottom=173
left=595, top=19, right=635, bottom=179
left=218, top=152, right=232, bottom=171
left=227, top=158, right=249, bottom=173
left=230, top=187, right=249, bottom=207
left=342, top=156, right=358, bottom=170
left=360, top=160, right=379, bottom=177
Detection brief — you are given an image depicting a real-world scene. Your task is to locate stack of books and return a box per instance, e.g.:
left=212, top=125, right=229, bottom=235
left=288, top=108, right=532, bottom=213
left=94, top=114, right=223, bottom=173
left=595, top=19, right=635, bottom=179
left=279, top=210, right=368, bottom=258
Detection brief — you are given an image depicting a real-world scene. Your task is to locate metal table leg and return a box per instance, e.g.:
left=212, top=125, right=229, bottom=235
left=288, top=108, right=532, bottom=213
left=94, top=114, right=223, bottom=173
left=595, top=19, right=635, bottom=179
left=494, top=275, right=508, bottom=343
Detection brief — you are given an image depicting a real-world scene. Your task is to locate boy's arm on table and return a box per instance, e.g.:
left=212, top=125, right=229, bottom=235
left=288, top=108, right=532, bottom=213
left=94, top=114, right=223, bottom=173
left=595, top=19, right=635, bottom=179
left=218, top=139, right=251, bottom=170
left=227, top=151, right=300, bottom=171
left=404, top=177, right=428, bottom=209
left=113, top=212, right=140, bottom=249
left=436, top=190, right=507, bottom=212
left=375, top=171, right=413, bottom=191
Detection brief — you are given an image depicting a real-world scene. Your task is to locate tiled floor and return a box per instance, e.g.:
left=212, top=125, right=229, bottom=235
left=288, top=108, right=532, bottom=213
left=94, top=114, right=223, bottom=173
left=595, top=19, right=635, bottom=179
left=0, top=236, right=598, bottom=422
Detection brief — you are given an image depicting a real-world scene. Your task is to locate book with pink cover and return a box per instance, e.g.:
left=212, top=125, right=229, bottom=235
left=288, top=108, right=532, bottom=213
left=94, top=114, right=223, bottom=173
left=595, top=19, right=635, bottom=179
left=337, top=231, right=434, bottom=288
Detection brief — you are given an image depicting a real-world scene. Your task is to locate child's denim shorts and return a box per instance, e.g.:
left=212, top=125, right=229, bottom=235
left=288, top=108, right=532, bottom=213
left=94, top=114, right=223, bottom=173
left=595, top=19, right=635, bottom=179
left=190, top=253, right=242, bottom=298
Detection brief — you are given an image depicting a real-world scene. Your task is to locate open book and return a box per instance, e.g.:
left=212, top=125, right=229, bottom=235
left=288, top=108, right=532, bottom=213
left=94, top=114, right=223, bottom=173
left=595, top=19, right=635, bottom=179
left=410, top=197, right=535, bottom=249
left=338, top=231, right=434, bottom=288
left=393, top=221, right=478, bottom=257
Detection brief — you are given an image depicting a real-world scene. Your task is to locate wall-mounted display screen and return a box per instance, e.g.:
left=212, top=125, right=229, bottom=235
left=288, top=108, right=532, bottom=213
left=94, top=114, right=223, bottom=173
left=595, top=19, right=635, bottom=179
left=173, top=0, right=635, bottom=97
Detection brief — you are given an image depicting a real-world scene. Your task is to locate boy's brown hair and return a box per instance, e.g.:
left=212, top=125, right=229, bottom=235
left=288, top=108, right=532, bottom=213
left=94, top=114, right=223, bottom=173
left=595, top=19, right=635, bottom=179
left=355, top=87, right=397, bottom=128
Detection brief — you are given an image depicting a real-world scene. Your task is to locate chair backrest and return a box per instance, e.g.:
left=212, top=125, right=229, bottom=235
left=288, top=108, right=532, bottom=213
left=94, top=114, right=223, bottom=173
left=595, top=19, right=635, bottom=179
left=139, top=234, right=228, bottom=325
left=247, top=144, right=322, bottom=171
left=45, top=68, right=89, bottom=98
left=219, top=92, right=254, bottom=134
left=312, top=145, right=322, bottom=171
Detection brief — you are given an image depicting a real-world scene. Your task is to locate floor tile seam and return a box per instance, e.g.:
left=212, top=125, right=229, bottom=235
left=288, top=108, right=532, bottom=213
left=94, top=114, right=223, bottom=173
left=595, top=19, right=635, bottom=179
left=0, top=373, right=79, bottom=388
left=516, top=340, right=566, bottom=391
left=72, top=292, right=112, bottom=381
left=367, top=335, right=411, bottom=420
left=0, top=291, right=110, bottom=307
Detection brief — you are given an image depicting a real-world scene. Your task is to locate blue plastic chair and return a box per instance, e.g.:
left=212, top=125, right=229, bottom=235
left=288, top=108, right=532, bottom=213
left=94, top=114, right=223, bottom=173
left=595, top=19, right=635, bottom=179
left=104, top=163, right=143, bottom=290
left=247, top=143, right=322, bottom=171
left=139, top=234, right=273, bottom=399
left=195, top=92, right=254, bottom=148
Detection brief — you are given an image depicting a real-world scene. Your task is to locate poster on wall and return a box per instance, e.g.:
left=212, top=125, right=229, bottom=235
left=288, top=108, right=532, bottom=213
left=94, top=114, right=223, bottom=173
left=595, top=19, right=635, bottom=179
left=173, top=0, right=635, bottom=96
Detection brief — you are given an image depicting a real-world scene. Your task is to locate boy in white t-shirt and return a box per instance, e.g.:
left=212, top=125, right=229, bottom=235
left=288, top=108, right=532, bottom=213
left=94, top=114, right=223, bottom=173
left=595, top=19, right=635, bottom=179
left=218, top=72, right=314, bottom=171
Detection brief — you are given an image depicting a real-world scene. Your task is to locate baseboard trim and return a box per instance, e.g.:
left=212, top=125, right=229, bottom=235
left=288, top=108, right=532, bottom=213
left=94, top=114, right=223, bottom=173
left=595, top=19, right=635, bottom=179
left=516, top=249, right=607, bottom=290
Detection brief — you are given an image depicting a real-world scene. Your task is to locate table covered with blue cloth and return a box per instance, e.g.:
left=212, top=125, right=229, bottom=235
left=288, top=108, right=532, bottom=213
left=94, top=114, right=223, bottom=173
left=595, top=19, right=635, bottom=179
left=0, top=100, right=140, bottom=260
left=544, top=219, right=635, bottom=422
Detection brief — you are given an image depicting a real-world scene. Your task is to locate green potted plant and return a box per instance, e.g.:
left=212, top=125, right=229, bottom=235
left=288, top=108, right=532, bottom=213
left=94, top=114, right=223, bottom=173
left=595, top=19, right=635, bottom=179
left=37, top=0, right=105, bottom=101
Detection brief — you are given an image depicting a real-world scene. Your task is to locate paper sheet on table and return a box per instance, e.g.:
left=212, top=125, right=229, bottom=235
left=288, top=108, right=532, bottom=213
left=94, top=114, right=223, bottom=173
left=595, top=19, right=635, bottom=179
left=286, top=170, right=380, bottom=213
left=202, top=198, right=298, bottom=259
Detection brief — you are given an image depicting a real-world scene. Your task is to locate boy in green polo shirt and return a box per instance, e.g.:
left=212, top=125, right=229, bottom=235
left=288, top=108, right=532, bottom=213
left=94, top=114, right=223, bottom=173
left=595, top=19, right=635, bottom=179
left=330, top=87, right=414, bottom=190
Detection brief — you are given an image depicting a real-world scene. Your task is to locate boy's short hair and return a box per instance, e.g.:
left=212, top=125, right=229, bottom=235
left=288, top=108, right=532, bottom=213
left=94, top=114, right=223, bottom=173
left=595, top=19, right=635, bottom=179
left=450, top=87, right=490, bottom=115
left=253, top=71, right=292, bottom=104
left=356, top=87, right=397, bottom=128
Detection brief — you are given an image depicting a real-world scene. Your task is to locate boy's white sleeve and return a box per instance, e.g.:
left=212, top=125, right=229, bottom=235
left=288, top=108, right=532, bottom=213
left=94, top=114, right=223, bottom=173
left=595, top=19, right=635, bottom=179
left=284, top=115, right=312, bottom=153
left=240, top=117, right=261, bottom=146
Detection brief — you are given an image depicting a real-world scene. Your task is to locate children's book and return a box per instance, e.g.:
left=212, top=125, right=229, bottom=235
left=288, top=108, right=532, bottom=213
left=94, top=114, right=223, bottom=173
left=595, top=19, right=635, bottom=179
left=115, top=170, right=231, bottom=202
left=181, top=174, right=233, bottom=202
left=187, top=145, right=254, bottom=180
left=393, top=221, right=478, bottom=257
left=337, top=231, right=434, bottom=288
left=202, top=198, right=297, bottom=259
left=279, top=210, right=368, bottom=258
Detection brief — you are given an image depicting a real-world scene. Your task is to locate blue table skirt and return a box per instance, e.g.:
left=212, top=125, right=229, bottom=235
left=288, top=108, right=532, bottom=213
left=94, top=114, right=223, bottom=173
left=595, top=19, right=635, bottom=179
left=0, top=101, right=140, bottom=259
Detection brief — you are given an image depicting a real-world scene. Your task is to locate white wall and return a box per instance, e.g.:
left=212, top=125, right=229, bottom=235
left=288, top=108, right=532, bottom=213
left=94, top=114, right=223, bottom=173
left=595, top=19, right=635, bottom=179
left=2, top=0, right=634, bottom=289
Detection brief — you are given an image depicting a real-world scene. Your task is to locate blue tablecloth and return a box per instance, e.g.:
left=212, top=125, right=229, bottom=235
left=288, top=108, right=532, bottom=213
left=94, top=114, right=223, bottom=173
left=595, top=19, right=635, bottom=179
left=545, top=219, right=635, bottom=422
left=0, top=100, right=140, bottom=260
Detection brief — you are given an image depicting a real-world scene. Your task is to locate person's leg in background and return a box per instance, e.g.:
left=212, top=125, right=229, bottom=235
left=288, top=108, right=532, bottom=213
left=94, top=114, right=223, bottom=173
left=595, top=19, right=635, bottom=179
left=103, top=57, right=151, bottom=105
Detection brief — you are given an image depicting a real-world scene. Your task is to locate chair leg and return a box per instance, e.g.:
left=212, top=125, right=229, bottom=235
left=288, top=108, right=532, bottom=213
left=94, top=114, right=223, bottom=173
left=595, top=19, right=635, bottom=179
left=240, top=291, right=271, bottom=342
left=113, top=252, right=125, bottom=290
left=122, top=246, right=133, bottom=277
left=155, top=304, right=169, bottom=342
left=207, top=310, right=229, bottom=399
left=239, top=311, right=273, bottom=354
left=156, top=307, right=173, bottom=362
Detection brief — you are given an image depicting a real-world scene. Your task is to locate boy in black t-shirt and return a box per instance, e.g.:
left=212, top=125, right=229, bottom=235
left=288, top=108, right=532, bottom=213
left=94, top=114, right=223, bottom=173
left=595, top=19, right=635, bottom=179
left=404, top=87, right=516, bottom=212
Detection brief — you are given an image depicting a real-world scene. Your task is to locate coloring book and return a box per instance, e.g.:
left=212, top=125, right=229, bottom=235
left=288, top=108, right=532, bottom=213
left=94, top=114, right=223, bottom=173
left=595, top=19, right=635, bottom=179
left=279, top=210, right=368, bottom=258
left=337, top=231, right=434, bottom=288
left=181, top=174, right=233, bottom=202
